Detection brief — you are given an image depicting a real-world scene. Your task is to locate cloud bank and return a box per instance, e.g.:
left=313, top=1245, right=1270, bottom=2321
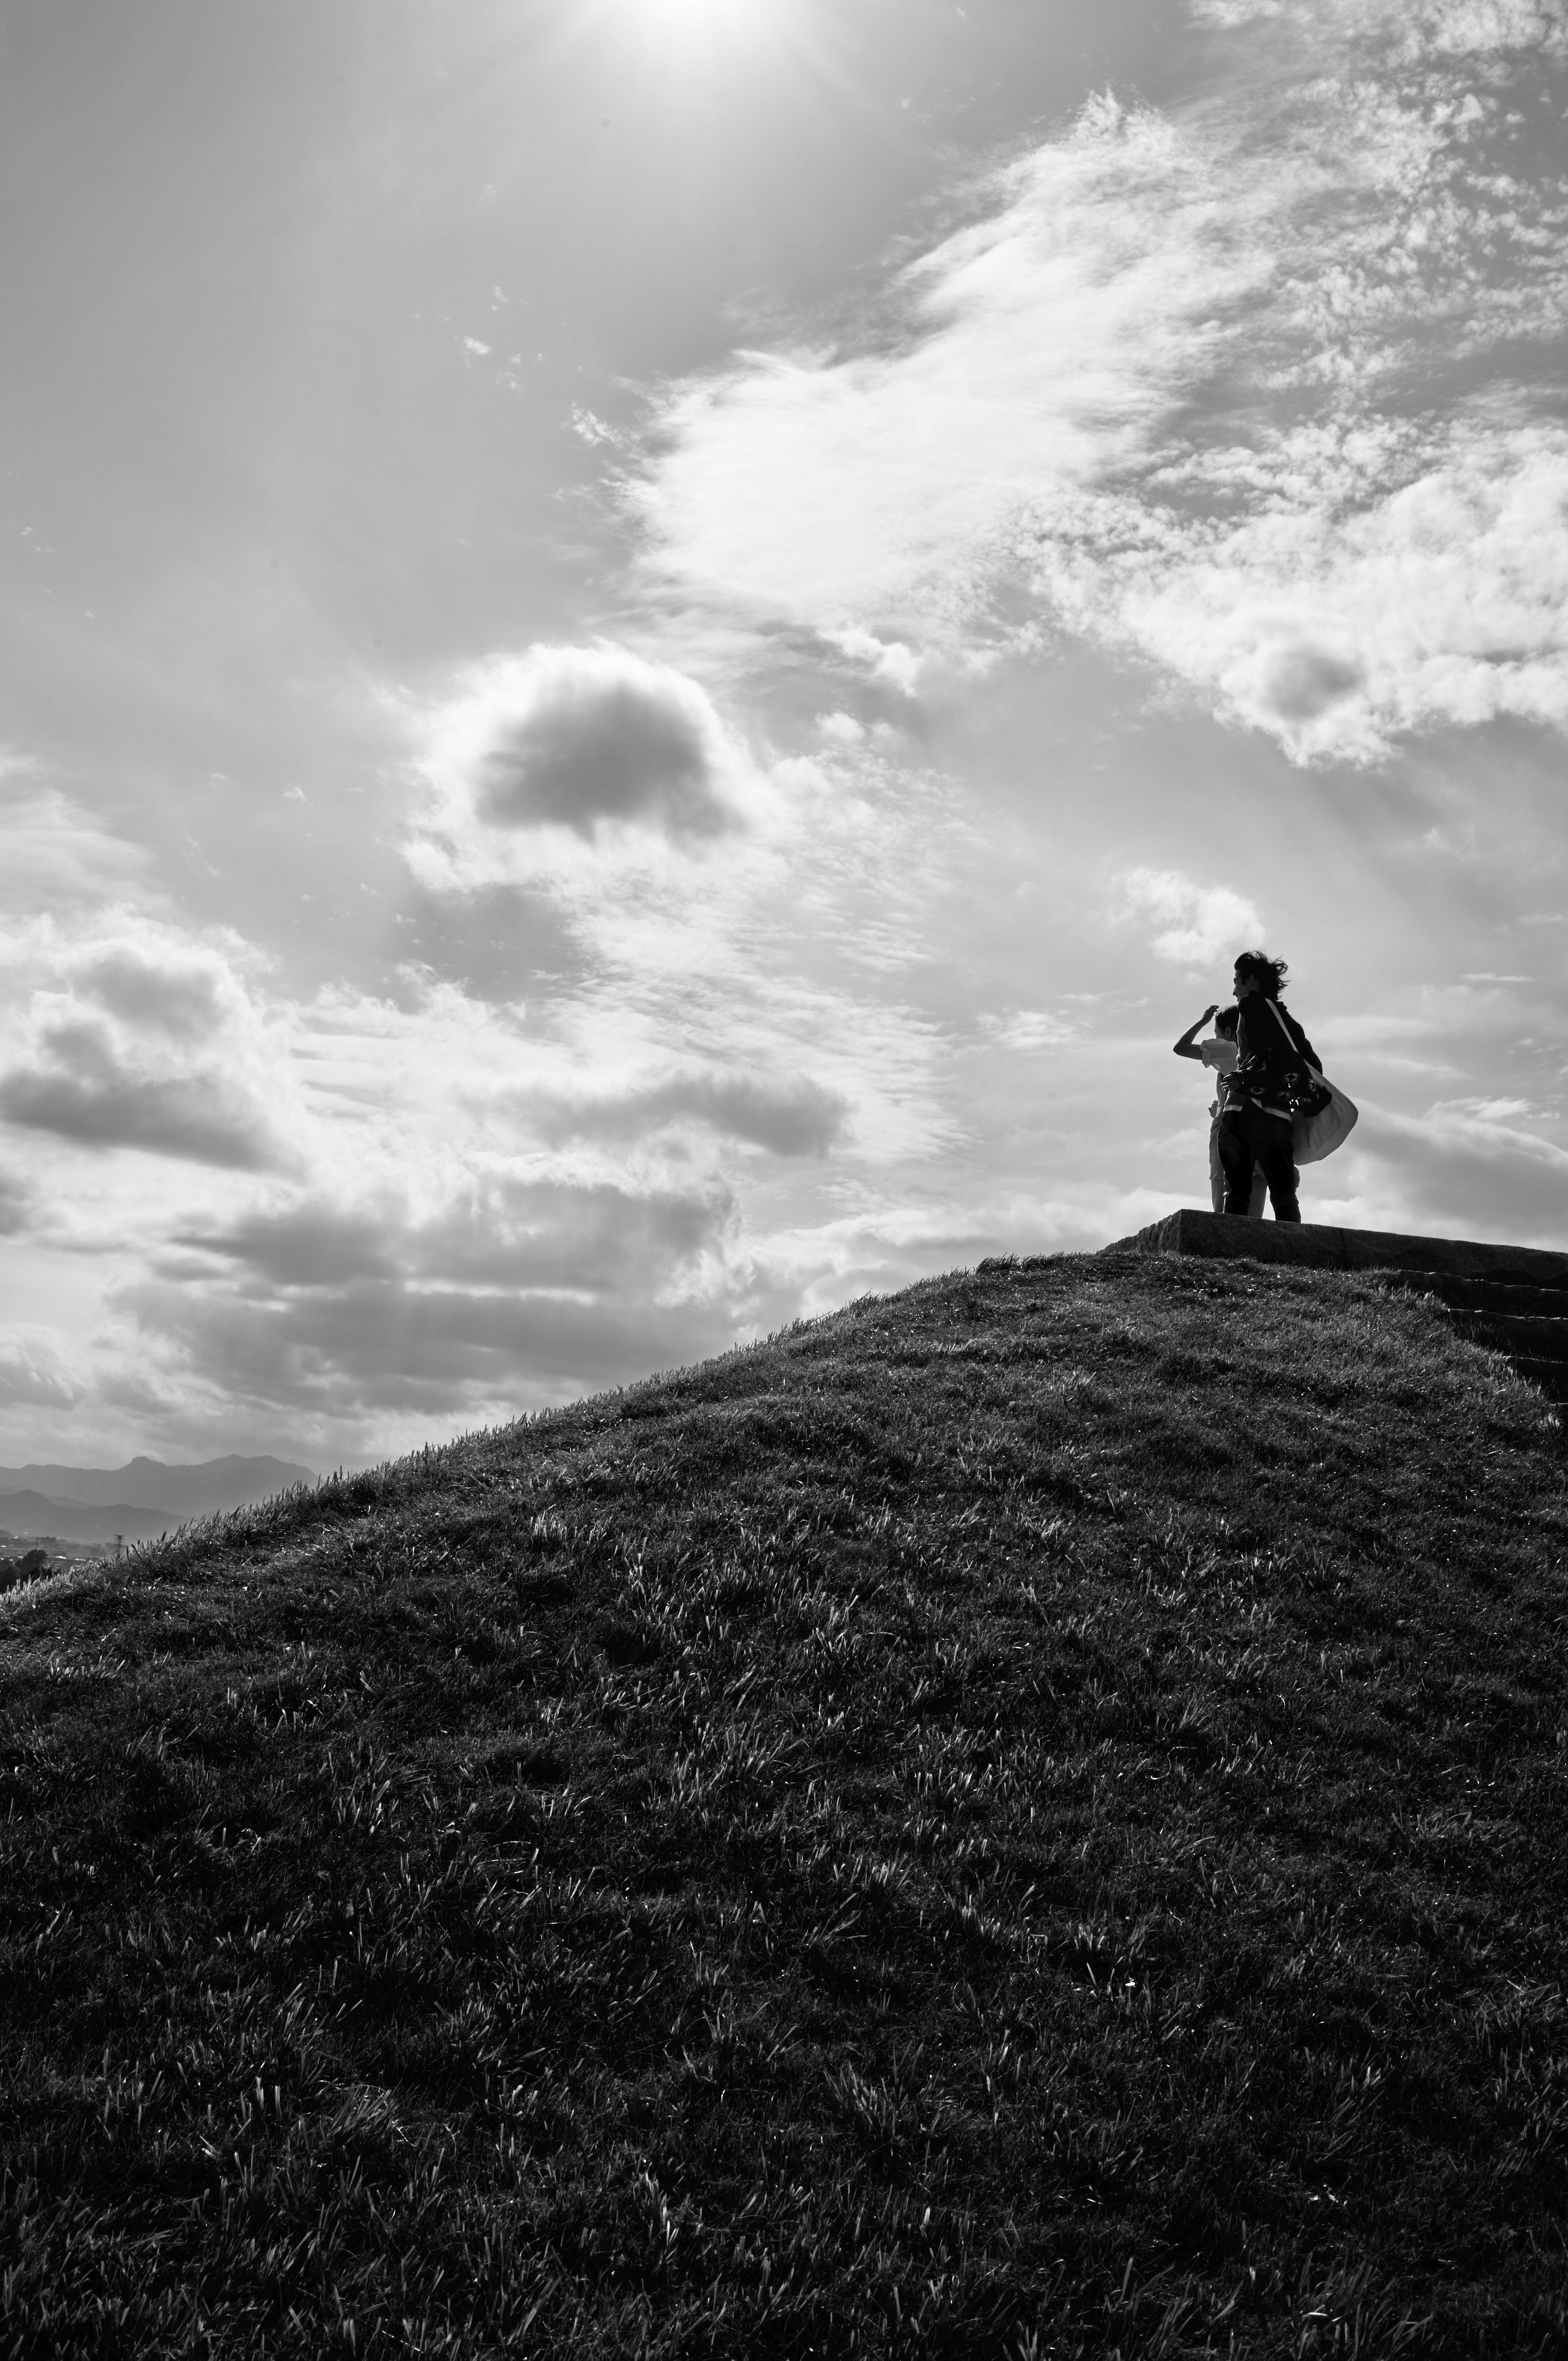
left=1334, top=1095, right=1568, bottom=1248
left=145, top=1167, right=745, bottom=1417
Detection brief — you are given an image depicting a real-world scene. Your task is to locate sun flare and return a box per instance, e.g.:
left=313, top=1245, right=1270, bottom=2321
left=573, top=0, right=811, bottom=74
left=640, top=0, right=769, bottom=24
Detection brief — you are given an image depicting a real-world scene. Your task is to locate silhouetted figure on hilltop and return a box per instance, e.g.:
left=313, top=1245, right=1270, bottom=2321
left=1172, top=1002, right=1266, bottom=1216
left=1218, top=951, right=1323, bottom=1224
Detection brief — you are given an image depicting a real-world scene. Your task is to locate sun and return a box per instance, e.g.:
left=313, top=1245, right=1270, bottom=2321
left=639, top=0, right=771, bottom=25
left=547, top=0, right=850, bottom=134
left=572, top=0, right=809, bottom=72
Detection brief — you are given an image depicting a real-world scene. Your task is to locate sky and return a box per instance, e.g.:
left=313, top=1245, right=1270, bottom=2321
left=0, top=0, right=1565, bottom=1472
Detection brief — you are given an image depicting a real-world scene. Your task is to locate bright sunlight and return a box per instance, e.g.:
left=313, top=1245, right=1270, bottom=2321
left=570, top=0, right=815, bottom=76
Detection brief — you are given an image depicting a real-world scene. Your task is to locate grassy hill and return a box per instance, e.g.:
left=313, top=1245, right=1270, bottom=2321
left=4, top=1249, right=1568, bottom=2359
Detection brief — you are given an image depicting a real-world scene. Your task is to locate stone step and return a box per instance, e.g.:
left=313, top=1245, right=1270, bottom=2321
left=1380, top=1273, right=1568, bottom=1320
left=1450, top=1311, right=1568, bottom=1364
left=1112, top=1208, right=1568, bottom=1294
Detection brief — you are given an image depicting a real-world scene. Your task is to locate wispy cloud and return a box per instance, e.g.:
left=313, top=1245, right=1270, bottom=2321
left=981, top=1010, right=1084, bottom=1054
left=628, top=9, right=1568, bottom=762
left=0, top=1330, right=85, bottom=1412
left=0, top=780, right=151, bottom=913
left=632, top=95, right=1250, bottom=649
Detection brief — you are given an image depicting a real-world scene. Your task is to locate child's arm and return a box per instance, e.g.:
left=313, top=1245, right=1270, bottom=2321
left=1172, top=1003, right=1220, bottom=1060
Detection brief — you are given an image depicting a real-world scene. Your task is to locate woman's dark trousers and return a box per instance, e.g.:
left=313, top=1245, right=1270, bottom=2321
left=1218, top=1106, right=1300, bottom=1222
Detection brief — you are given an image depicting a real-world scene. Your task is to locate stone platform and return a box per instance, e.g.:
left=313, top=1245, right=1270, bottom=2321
left=1107, top=1208, right=1568, bottom=1404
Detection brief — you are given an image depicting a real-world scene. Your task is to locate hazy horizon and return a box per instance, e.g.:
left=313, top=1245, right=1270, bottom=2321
left=2, top=0, right=1564, bottom=1472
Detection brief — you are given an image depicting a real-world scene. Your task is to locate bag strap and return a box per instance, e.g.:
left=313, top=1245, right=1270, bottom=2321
left=1263, top=997, right=1325, bottom=1079
left=1261, top=997, right=1334, bottom=1108
left=1263, top=997, right=1300, bottom=1061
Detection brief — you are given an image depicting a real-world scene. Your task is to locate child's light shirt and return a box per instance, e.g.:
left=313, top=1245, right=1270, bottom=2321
left=1198, top=1037, right=1238, bottom=1120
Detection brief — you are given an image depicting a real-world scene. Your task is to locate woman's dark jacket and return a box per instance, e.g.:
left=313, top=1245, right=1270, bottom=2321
left=1228, top=999, right=1322, bottom=1122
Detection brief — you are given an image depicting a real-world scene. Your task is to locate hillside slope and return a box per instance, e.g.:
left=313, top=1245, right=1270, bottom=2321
left=4, top=1251, right=1568, bottom=2358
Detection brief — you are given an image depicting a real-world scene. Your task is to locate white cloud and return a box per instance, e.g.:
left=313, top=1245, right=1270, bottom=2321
left=626, top=13, right=1568, bottom=764
left=1118, top=868, right=1265, bottom=966
left=828, top=629, right=924, bottom=696
left=631, top=96, right=1251, bottom=643
left=982, top=1010, right=1084, bottom=1052
left=815, top=711, right=865, bottom=745
left=1089, top=423, right=1568, bottom=762
left=571, top=406, right=624, bottom=448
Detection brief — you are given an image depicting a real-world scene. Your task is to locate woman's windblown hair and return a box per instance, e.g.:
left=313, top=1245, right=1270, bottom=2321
left=1234, top=951, right=1288, bottom=1000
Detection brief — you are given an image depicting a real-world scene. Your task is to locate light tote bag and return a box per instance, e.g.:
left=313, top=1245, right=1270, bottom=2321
left=1294, top=1078, right=1358, bottom=1165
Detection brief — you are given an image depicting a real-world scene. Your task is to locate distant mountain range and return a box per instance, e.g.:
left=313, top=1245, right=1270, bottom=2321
left=0, top=1456, right=317, bottom=1546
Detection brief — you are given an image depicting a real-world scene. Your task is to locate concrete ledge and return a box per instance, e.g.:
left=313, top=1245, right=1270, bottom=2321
left=1107, top=1208, right=1568, bottom=1294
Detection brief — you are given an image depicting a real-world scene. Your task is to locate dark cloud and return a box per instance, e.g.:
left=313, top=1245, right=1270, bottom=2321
left=472, top=649, right=739, bottom=840
left=77, top=948, right=227, bottom=1039
left=1354, top=1106, right=1568, bottom=1247
left=138, top=1172, right=742, bottom=1421
left=179, top=1176, right=730, bottom=1294
left=174, top=1204, right=396, bottom=1288
left=120, top=1276, right=742, bottom=1418
left=1259, top=647, right=1364, bottom=725
left=0, top=1018, right=282, bottom=1170
left=535, top=1071, right=850, bottom=1157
